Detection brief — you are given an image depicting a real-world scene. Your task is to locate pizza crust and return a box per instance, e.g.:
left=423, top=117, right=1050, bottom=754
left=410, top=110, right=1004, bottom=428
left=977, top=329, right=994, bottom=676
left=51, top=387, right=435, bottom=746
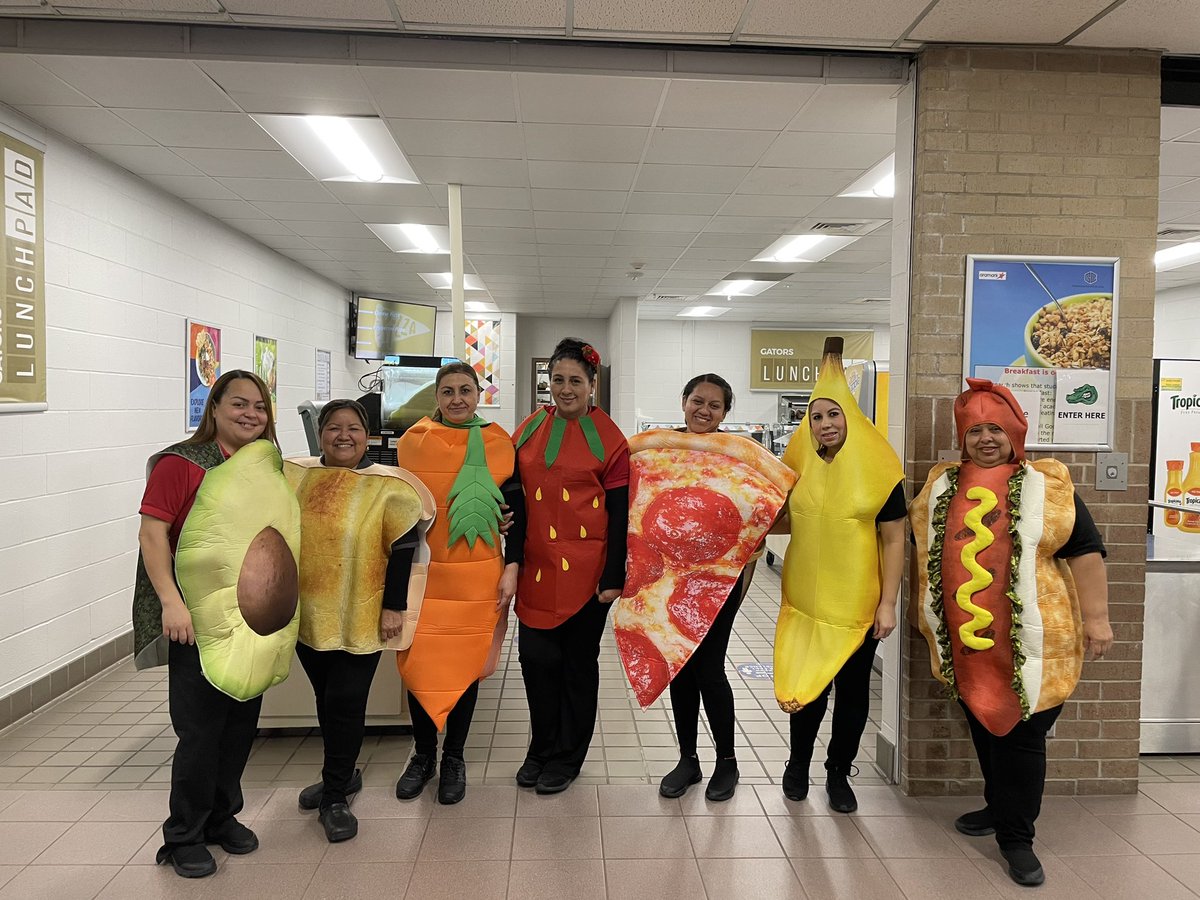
left=630, top=429, right=796, bottom=494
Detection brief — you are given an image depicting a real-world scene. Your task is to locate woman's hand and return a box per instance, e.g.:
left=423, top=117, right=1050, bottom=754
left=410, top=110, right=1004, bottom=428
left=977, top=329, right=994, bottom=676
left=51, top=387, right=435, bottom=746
left=498, top=503, right=514, bottom=536
left=872, top=603, right=897, bottom=640
left=162, top=600, right=195, bottom=645
left=598, top=588, right=621, bottom=605
left=380, top=608, right=406, bottom=642
left=1083, top=619, right=1114, bottom=660
left=498, top=563, right=519, bottom=610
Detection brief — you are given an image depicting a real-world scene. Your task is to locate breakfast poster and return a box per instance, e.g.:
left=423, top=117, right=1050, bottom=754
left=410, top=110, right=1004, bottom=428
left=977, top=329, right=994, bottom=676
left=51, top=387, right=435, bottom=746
left=963, top=255, right=1118, bottom=451
left=1149, top=358, right=1200, bottom=562
left=186, top=320, right=221, bottom=431
left=254, top=334, right=278, bottom=416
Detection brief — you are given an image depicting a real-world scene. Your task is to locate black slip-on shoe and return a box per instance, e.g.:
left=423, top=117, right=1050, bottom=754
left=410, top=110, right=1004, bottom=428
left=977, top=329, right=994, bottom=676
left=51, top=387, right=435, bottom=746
left=156, top=843, right=216, bottom=879
left=704, top=759, right=739, bottom=802
left=298, top=768, right=363, bottom=811
left=1002, top=846, right=1046, bottom=887
left=659, top=756, right=702, bottom=799
left=204, top=819, right=258, bottom=855
left=319, top=802, right=359, bottom=843
left=954, top=807, right=997, bottom=837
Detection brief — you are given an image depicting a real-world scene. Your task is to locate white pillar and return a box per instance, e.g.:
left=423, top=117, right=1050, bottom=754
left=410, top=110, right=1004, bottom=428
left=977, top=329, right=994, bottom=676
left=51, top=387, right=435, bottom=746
left=448, top=182, right=466, bottom=361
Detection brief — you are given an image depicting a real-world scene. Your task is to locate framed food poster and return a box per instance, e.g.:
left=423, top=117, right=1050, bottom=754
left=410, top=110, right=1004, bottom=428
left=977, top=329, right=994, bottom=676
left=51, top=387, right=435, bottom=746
left=963, top=255, right=1118, bottom=451
left=254, top=334, right=278, bottom=416
left=186, top=320, right=221, bottom=431
left=1148, top=359, right=1200, bottom=562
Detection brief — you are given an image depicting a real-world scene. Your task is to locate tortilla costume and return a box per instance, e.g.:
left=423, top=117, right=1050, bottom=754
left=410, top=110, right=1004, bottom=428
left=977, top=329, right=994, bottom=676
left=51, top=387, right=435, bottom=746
left=774, top=340, right=904, bottom=712
left=394, top=416, right=515, bottom=730
left=613, top=429, right=796, bottom=707
left=909, top=378, right=1084, bottom=736
left=283, top=458, right=436, bottom=654
left=132, top=439, right=302, bottom=701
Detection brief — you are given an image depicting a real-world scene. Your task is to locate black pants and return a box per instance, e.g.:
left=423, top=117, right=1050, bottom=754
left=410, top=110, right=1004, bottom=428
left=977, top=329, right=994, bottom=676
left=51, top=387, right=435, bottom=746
left=409, top=682, right=480, bottom=760
left=163, top=639, right=261, bottom=848
left=295, top=642, right=381, bottom=808
left=519, top=594, right=612, bottom=779
left=788, top=634, right=879, bottom=772
left=962, top=701, right=1062, bottom=851
left=670, top=576, right=743, bottom=759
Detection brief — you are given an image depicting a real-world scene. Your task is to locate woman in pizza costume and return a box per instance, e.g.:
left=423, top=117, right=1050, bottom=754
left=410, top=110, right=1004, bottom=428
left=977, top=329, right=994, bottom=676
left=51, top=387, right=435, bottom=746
left=775, top=338, right=906, bottom=814
left=393, top=362, right=524, bottom=805
left=909, top=378, right=1112, bottom=887
left=283, top=398, right=436, bottom=843
left=614, top=373, right=795, bottom=802
left=133, top=370, right=300, bottom=879
left=513, top=337, right=630, bottom=795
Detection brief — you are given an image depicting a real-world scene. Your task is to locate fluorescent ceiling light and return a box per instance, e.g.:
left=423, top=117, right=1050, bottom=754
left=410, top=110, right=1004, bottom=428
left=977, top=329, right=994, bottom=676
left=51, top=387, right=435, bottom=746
left=465, top=300, right=499, bottom=313
left=367, top=223, right=450, bottom=254
left=419, top=272, right=488, bottom=292
left=753, top=234, right=860, bottom=263
left=840, top=154, right=896, bottom=198
left=1155, top=241, right=1200, bottom=271
left=705, top=279, right=775, bottom=297
left=250, top=114, right=420, bottom=184
left=677, top=306, right=731, bottom=318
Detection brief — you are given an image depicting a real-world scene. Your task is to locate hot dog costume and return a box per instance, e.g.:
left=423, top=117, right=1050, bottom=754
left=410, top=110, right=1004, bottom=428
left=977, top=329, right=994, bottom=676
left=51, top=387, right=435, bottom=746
left=394, top=416, right=516, bottom=730
left=909, top=379, right=1084, bottom=736
left=774, top=343, right=904, bottom=712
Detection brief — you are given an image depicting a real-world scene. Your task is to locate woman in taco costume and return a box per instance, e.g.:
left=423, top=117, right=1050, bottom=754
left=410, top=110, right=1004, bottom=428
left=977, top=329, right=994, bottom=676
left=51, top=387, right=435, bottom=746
left=909, top=378, right=1112, bottom=888
left=134, top=370, right=300, bottom=879
left=394, top=362, right=524, bottom=805
left=775, top=338, right=906, bottom=814
left=513, top=337, right=630, bottom=795
left=284, top=398, right=435, bottom=842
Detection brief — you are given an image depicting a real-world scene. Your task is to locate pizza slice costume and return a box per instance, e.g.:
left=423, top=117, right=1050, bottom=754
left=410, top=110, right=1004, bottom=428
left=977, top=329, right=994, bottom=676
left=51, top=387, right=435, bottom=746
left=395, top=416, right=517, bottom=730
left=614, top=429, right=796, bottom=707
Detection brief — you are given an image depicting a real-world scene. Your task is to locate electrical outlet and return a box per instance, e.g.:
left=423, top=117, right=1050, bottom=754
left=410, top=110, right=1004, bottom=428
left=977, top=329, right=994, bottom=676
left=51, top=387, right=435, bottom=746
left=1095, top=452, right=1127, bottom=491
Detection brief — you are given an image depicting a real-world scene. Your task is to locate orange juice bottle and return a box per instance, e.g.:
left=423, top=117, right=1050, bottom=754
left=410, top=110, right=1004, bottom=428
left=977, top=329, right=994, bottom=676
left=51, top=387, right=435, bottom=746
left=1164, top=460, right=1184, bottom=528
left=1181, top=444, right=1200, bottom=534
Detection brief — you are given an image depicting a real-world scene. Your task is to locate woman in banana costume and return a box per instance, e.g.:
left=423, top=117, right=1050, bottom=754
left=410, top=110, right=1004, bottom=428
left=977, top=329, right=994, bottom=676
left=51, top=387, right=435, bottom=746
left=909, top=378, right=1112, bottom=888
left=775, top=338, right=906, bottom=814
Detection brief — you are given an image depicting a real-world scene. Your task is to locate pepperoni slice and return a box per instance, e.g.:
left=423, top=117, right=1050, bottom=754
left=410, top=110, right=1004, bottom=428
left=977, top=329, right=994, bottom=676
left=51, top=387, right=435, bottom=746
left=621, top=533, right=665, bottom=598
left=667, top=571, right=737, bottom=644
left=644, top=487, right=741, bottom=565
left=615, top=627, right=669, bottom=705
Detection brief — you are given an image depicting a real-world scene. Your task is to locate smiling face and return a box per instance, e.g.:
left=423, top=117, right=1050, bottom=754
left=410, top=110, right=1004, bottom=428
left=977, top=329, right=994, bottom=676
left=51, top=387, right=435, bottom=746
left=808, top=399, right=847, bottom=458
left=213, top=378, right=269, bottom=452
left=319, top=407, right=368, bottom=469
left=436, top=372, right=480, bottom=424
left=682, top=382, right=729, bottom=435
left=550, top=358, right=593, bottom=421
left=964, top=422, right=1014, bottom=468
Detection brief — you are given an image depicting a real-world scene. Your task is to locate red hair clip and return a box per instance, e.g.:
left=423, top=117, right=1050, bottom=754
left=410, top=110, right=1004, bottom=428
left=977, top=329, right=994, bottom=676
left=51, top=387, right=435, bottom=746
left=581, top=344, right=601, bottom=367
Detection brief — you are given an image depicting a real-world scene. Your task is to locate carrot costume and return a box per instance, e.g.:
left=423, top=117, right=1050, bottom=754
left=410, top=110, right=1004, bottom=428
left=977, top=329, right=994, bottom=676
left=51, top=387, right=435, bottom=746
left=395, top=416, right=516, bottom=730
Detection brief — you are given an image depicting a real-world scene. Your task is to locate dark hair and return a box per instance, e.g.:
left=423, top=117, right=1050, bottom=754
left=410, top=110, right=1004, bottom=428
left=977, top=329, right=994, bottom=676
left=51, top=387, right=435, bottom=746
left=682, top=373, right=733, bottom=412
left=431, top=361, right=481, bottom=423
left=318, top=398, right=369, bottom=433
left=187, top=369, right=278, bottom=449
left=548, top=337, right=598, bottom=382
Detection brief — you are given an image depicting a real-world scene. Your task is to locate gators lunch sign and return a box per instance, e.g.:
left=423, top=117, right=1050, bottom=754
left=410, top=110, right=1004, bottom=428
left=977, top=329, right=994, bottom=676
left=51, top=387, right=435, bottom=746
left=1, top=126, right=46, bottom=413
left=749, top=330, right=874, bottom=392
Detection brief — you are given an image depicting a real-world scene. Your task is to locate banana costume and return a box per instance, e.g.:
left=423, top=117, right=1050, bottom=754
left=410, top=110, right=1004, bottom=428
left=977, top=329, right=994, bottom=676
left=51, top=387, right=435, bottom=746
left=774, top=341, right=903, bottom=711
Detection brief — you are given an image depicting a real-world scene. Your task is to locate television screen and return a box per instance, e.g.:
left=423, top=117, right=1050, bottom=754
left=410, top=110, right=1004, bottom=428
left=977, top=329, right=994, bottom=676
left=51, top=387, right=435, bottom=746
left=379, top=356, right=458, bottom=431
left=352, top=296, right=437, bottom=360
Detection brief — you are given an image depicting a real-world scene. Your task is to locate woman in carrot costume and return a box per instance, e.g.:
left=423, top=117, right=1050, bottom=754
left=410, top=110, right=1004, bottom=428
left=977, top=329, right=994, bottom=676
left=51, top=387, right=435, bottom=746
left=910, top=378, right=1112, bottom=887
left=394, top=362, right=524, bottom=805
left=513, top=337, right=630, bottom=795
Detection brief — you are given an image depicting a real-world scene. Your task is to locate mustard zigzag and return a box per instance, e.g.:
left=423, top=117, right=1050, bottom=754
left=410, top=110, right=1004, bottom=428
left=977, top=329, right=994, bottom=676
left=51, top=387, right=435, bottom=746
left=955, top=486, right=998, bottom=651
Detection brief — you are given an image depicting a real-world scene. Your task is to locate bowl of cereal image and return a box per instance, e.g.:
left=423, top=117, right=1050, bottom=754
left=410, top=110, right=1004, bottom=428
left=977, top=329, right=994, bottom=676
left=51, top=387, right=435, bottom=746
left=1023, top=293, right=1112, bottom=369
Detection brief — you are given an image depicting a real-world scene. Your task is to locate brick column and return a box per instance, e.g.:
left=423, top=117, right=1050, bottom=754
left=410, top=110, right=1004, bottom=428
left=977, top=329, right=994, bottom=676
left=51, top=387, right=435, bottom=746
left=902, top=47, right=1160, bottom=796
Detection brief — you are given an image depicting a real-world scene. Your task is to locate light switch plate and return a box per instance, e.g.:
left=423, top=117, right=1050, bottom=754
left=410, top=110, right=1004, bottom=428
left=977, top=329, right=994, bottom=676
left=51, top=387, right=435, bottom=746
left=1095, top=451, right=1128, bottom=491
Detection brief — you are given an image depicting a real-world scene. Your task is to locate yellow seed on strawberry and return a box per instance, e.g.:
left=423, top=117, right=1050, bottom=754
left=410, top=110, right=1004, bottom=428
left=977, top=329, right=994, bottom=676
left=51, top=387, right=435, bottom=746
left=562, top=488, right=570, bottom=501
left=580, top=525, right=587, bottom=538
left=561, top=557, right=569, bottom=571
left=549, top=525, right=557, bottom=540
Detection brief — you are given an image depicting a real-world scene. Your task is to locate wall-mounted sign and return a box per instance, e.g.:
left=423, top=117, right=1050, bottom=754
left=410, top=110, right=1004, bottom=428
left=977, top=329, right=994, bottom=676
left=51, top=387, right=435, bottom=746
left=749, top=329, right=874, bottom=391
left=254, top=334, right=278, bottom=416
left=465, top=318, right=501, bottom=406
left=1149, top=358, right=1200, bottom=562
left=1, top=127, right=46, bottom=413
left=964, top=255, right=1119, bottom=452
left=315, top=348, right=331, bottom=402
left=186, top=320, right=221, bottom=431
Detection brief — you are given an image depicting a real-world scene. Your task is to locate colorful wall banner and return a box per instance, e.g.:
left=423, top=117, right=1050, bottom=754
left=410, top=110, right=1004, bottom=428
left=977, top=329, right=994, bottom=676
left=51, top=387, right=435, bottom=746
left=186, top=320, right=221, bottom=431
left=254, top=334, right=278, bottom=416
left=1, top=128, right=46, bottom=413
left=749, top=329, right=874, bottom=391
left=465, top=318, right=501, bottom=406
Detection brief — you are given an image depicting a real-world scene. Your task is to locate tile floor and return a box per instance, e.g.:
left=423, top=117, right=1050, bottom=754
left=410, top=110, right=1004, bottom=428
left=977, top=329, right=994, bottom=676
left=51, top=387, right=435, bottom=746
left=0, top=565, right=1197, bottom=898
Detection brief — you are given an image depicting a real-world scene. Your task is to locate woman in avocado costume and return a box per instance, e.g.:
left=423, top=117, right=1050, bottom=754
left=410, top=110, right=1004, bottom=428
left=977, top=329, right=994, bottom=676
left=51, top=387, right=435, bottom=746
left=285, top=398, right=435, bottom=842
left=134, top=370, right=301, bottom=879
left=909, top=378, right=1112, bottom=888
left=775, top=338, right=906, bottom=814
left=513, top=337, right=629, bottom=795
left=393, top=362, right=524, bottom=805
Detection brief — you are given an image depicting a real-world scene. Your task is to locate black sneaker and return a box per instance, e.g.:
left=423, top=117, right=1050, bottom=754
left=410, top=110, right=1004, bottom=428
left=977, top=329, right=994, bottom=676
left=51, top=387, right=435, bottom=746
left=438, top=755, right=467, bottom=805
left=659, top=756, right=702, bottom=799
left=203, top=818, right=258, bottom=855
left=955, top=807, right=996, bottom=837
left=782, top=759, right=809, bottom=801
left=156, top=843, right=216, bottom=878
left=704, top=758, right=739, bottom=802
left=516, top=759, right=543, bottom=788
left=298, top=768, right=362, bottom=811
left=395, top=753, right=436, bottom=800
left=825, top=764, right=858, bottom=813
left=1002, top=846, right=1045, bottom=887
left=318, top=802, right=358, bottom=843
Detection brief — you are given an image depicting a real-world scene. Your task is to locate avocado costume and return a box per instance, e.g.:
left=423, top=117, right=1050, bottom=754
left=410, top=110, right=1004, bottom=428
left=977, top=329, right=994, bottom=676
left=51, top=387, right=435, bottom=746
left=774, top=342, right=904, bottom=712
left=394, top=416, right=516, bottom=730
left=133, top=439, right=302, bottom=701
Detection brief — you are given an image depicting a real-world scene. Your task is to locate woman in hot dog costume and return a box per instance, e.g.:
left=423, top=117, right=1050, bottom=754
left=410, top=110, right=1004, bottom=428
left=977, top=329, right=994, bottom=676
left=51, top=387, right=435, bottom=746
left=909, top=378, right=1112, bottom=887
left=775, top=338, right=906, bottom=814
left=394, top=362, right=524, bottom=805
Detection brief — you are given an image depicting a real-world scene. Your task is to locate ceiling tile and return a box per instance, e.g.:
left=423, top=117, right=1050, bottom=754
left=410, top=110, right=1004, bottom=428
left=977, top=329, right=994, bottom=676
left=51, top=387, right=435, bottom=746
left=523, top=123, right=649, bottom=163
left=114, top=109, right=278, bottom=150
left=911, top=0, right=1110, bottom=43
left=533, top=211, right=624, bottom=230
left=719, top=194, right=824, bottom=216
left=759, top=131, right=894, bottom=169
left=635, top=163, right=750, bottom=193
left=33, top=56, right=237, bottom=111
left=87, top=144, right=203, bottom=176
left=197, top=60, right=376, bottom=115
left=657, top=80, right=819, bottom=130
left=528, top=160, right=637, bottom=191
left=460, top=186, right=532, bottom=209
left=409, top=156, right=530, bottom=187
left=573, top=0, right=742, bottom=33
left=322, top=181, right=441, bottom=206
left=1162, top=106, right=1200, bottom=142
left=19, top=106, right=154, bottom=145
left=173, top=147, right=313, bottom=178
left=216, top=177, right=337, bottom=203
left=186, top=197, right=270, bottom=219
left=737, top=167, right=862, bottom=195
left=0, top=56, right=96, bottom=106
left=461, top=208, right=535, bottom=228
left=742, top=0, right=928, bottom=41
left=530, top=189, right=627, bottom=212
left=788, top=84, right=898, bottom=134
left=142, top=174, right=239, bottom=200
left=251, top=200, right=360, bottom=221
left=1070, top=0, right=1200, bottom=52
left=224, top=0, right=393, bottom=19
left=390, top=120, right=526, bottom=159
left=624, top=192, right=726, bottom=215
left=396, top=0, right=564, bottom=27
left=517, top=73, right=666, bottom=125
left=360, top=68, right=517, bottom=121
left=643, top=127, right=777, bottom=166
left=347, top=204, right=447, bottom=224
left=52, top=0, right=220, bottom=10
left=619, top=213, right=711, bottom=232
left=1160, top=142, right=1200, bottom=178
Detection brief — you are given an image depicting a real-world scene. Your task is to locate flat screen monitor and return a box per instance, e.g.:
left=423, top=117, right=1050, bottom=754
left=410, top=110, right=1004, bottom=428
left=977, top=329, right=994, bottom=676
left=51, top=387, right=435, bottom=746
left=351, top=295, right=437, bottom=360
left=379, top=356, right=459, bottom=431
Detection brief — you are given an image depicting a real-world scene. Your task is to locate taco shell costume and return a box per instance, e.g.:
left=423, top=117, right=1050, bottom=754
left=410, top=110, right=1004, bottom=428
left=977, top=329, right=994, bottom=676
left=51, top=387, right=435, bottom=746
left=774, top=340, right=904, bottom=712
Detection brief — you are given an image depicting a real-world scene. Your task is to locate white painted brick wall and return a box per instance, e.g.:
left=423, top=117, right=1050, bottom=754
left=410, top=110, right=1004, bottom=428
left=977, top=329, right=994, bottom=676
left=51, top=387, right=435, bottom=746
left=1154, top=286, right=1200, bottom=359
